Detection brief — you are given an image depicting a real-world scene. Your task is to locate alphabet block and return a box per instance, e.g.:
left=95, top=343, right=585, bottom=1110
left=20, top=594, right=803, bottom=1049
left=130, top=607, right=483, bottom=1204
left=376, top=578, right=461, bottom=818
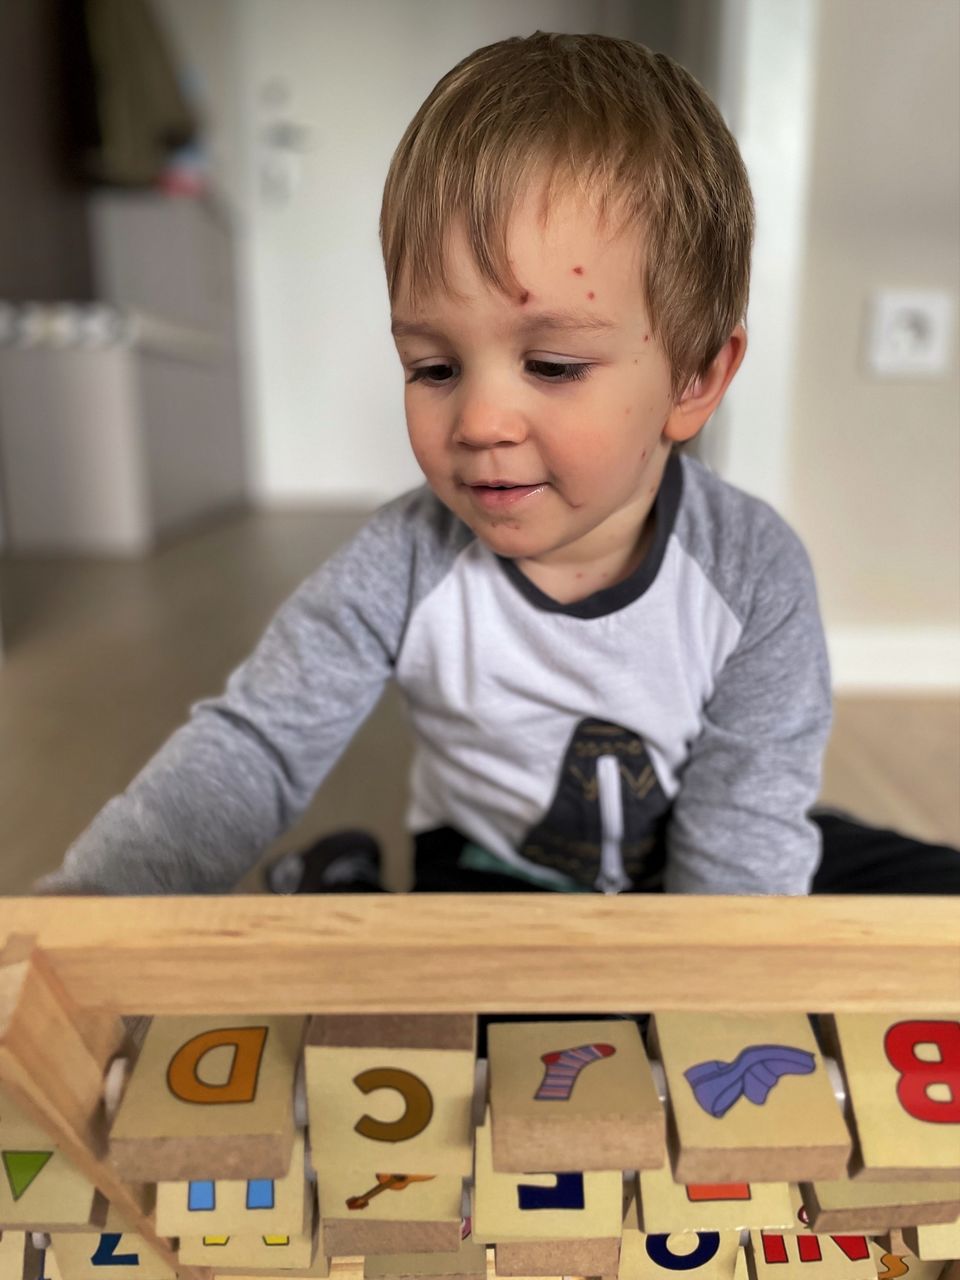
left=493, top=1234, right=620, bottom=1275
left=304, top=1015, right=476, bottom=1177
left=487, top=1019, right=663, bottom=1173
left=472, top=1108, right=621, bottom=1244
left=902, top=1214, right=960, bottom=1261
left=867, top=1243, right=948, bottom=1280
left=176, top=1197, right=326, bottom=1273
left=799, top=1176, right=960, bottom=1233
left=154, top=1127, right=309, bottom=1235
left=619, top=1228, right=740, bottom=1277
left=109, top=1015, right=305, bottom=1181
left=0, top=1231, right=43, bottom=1280
left=637, top=1158, right=793, bottom=1233
left=0, top=1088, right=97, bottom=1229
left=746, top=1189, right=875, bottom=1279
left=48, top=1229, right=176, bottom=1279
left=362, top=1232, right=487, bottom=1278
left=827, top=1015, right=960, bottom=1180
left=315, top=1166, right=463, bottom=1256
left=651, top=1013, right=850, bottom=1182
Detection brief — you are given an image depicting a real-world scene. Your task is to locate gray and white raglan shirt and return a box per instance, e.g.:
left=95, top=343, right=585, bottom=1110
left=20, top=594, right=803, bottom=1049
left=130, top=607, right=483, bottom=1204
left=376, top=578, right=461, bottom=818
left=40, top=454, right=832, bottom=897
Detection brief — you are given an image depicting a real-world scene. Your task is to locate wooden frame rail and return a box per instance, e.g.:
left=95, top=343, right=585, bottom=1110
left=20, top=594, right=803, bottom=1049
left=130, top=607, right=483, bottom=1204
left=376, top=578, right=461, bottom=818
left=1, top=894, right=958, bottom=1014
left=1, top=894, right=958, bottom=1280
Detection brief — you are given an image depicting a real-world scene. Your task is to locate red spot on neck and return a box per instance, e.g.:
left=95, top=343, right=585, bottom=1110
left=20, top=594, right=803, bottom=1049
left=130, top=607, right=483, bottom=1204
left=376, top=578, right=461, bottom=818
left=572, top=265, right=584, bottom=275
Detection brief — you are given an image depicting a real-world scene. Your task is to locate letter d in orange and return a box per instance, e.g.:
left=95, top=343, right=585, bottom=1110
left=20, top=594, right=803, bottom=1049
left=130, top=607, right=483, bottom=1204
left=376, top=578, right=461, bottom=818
left=167, top=1026, right=269, bottom=1105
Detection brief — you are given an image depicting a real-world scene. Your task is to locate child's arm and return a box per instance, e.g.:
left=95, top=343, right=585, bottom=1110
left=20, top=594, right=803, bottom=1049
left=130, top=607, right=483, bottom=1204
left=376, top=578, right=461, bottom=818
left=665, top=517, right=832, bottom=894
left=34, top=497, right=429, bottom=896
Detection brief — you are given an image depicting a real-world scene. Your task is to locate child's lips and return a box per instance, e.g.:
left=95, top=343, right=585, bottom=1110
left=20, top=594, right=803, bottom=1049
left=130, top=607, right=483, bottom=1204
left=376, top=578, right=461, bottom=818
left=464, top=481, right=547, bottom=510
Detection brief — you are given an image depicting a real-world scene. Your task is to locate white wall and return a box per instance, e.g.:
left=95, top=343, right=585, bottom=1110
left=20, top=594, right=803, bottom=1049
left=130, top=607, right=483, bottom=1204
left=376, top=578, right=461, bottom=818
left=789, top=0, right=959, bottom=687
left=235, top=0, right=636, bottom=504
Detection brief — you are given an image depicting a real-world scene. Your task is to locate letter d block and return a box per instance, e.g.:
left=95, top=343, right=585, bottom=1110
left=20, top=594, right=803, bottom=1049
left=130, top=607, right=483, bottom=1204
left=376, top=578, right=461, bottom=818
left=109, top=1015, right=305, bottom=1182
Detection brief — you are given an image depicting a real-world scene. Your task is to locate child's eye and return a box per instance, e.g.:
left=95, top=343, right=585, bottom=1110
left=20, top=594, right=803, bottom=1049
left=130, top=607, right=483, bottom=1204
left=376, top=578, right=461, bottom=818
left=405, top=360, right=592, bottom=386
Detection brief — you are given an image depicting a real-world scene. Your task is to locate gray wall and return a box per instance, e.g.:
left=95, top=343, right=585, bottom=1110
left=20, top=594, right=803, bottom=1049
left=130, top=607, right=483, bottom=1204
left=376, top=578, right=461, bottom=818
left=790, top=0, right=959, bottom=630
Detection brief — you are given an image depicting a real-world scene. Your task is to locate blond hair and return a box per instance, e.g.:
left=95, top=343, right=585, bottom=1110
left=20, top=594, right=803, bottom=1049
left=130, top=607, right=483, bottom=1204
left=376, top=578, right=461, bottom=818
left=380, top=31, right=754, bottom=399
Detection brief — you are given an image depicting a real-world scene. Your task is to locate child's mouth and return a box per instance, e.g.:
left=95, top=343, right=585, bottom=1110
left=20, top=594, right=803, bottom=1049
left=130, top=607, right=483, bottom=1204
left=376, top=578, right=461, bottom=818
left=466, top=482, right=546, bottom=510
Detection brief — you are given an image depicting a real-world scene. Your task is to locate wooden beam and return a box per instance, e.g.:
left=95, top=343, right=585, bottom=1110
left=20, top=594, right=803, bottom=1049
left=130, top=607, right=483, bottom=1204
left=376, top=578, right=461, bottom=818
left=0, top=940, right=212, bottom=1280
left=1, top=895, right=957, bottom=1014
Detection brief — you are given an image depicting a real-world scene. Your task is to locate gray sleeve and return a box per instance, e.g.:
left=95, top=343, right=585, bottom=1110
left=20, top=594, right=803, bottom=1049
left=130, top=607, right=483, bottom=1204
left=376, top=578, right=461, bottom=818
left=35, top=493, right=439, bottom=895
left=665, top=518, right=832, bottom=895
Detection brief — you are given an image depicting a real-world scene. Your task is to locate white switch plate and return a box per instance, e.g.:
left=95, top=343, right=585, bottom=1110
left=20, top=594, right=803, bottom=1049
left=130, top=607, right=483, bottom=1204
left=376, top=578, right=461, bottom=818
left=866, top=289, right=955, bottom=377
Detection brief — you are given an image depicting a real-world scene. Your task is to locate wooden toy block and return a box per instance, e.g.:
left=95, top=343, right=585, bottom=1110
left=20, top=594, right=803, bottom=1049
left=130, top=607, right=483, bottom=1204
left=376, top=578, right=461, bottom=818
left=874, top=1228, right=908, bottom=1254
left=618, top=1228, right=740, bottom=1277
left=637, top=1158, right=794, bottom=1233
left=746, top=1189, right=875, bottom=1279
left=155, top=1127, right=309, bottom=1236
left=363, top=1234, right=488, bottom=1278
left=902, top=1213, right=960, bottom=1261
left=176, top=1196, right=326, bottom=1272
left=799, top=1175, right=960, bottom=1232
left=305, top=1016, right=476, bottom=1178
left=651, top=1012, right=850, bottom=1182
left=0, top=1231, right=43, bottom=1280
left=867, top=1241, right=947, bottom=1280
left=486, top=1019, right=663, bottom=1173
left=0, top=1087, right=98, bottom=1229
left=827, top=1014, right=960, bottom=1180
left=472, top=1108, right=621, bottom=1244
left=493, top=1235, right=620, bottom=1275
left=307, top=1017, right=476, bottom=1052
left=49, top=1228, right=177, bottom=1279
left=109, top=1015, right=305, bottom=1182
left=733, top=1249, right=748, bottom=1280
left=0, top=947, right=191, bottom=1280
left=316, top=1164, right=463, bottom=1256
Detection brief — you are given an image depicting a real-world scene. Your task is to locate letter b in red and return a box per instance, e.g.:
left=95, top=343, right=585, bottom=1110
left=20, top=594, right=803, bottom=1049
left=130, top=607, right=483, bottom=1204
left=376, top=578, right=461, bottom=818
left=884, top=1019, right=960, bottom=1123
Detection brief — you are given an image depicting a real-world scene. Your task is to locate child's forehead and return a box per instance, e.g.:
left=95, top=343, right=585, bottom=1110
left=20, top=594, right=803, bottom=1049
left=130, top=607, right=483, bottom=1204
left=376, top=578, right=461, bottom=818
left=393, top=186, right=645, bottom=325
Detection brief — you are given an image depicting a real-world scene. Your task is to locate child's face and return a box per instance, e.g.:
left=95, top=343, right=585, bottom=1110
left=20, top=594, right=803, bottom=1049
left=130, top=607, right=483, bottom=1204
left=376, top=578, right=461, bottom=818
left=391, top=187, right=688, bottom=574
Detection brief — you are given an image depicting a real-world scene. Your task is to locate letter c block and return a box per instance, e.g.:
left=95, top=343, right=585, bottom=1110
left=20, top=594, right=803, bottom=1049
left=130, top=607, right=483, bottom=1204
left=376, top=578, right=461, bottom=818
left=353, top=1067, right=434, bottom=1142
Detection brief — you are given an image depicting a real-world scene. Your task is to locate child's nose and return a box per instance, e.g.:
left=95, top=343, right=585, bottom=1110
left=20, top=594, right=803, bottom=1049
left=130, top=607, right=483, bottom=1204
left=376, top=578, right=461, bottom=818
left=452, top=396, right=527, bottom=449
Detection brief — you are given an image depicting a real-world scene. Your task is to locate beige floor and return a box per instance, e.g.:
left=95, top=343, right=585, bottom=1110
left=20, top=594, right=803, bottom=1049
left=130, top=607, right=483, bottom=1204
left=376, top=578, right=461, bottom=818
left=1, top=509, right=957, bottom=897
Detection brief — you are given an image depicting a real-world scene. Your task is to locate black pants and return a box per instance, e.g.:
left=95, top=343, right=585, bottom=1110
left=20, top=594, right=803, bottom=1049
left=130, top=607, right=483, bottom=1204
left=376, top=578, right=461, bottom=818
left=409, top=814, right=960, bottom=1055
left=413, top=812, right=960, bottom=894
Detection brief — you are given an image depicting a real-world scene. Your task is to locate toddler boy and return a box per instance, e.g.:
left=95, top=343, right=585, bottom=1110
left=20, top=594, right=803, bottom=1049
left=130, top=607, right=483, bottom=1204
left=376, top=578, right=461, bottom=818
left=36, top=32, right=958, bottom=899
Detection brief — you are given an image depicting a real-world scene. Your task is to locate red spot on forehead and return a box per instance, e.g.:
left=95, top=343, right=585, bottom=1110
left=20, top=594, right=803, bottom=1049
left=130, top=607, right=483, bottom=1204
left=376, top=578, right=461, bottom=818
left=586, top=291, right=595, bottom=301
left=572, top=265, right=584, bottom=275
left=643, top=333, right=650, bottom=342
left=518, top=289, right=530, bottom=305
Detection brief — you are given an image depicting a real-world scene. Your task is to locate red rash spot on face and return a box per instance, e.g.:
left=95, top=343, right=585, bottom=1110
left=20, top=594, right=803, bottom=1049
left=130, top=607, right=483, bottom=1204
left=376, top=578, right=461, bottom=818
left=518, top=290, right=530, bottom=305
left=643, top=333, right=650, bottom=342
left=586, top=291, right=595, bottom=300
left=572, top=265, right=584, bottom=275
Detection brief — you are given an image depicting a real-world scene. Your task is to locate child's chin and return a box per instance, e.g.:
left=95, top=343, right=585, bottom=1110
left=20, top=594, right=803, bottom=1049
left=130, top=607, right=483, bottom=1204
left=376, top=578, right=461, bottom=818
left=472, top=525, right=551, bottom=561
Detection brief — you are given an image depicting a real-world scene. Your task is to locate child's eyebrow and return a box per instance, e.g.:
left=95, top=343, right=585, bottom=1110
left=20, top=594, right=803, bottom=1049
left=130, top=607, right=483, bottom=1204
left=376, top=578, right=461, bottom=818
left=391, top=309, right=619, bottom=341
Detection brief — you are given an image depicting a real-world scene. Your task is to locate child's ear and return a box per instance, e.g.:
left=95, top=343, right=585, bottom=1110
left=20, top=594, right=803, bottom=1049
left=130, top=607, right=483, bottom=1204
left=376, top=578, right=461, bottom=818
left=663, top=325, right=747, bottom=444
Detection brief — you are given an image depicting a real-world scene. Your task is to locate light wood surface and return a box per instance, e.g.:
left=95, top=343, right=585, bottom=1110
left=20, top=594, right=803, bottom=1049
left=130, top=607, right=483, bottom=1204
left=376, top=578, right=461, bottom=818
left=0, top=944, right=208, bottom=1280
left=0, top=895, right=957, bottom=1014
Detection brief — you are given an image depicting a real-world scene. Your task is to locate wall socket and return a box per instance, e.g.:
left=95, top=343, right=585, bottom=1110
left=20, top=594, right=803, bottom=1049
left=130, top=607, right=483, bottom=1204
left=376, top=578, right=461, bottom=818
left=866, top=289, right=955, bottom=377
